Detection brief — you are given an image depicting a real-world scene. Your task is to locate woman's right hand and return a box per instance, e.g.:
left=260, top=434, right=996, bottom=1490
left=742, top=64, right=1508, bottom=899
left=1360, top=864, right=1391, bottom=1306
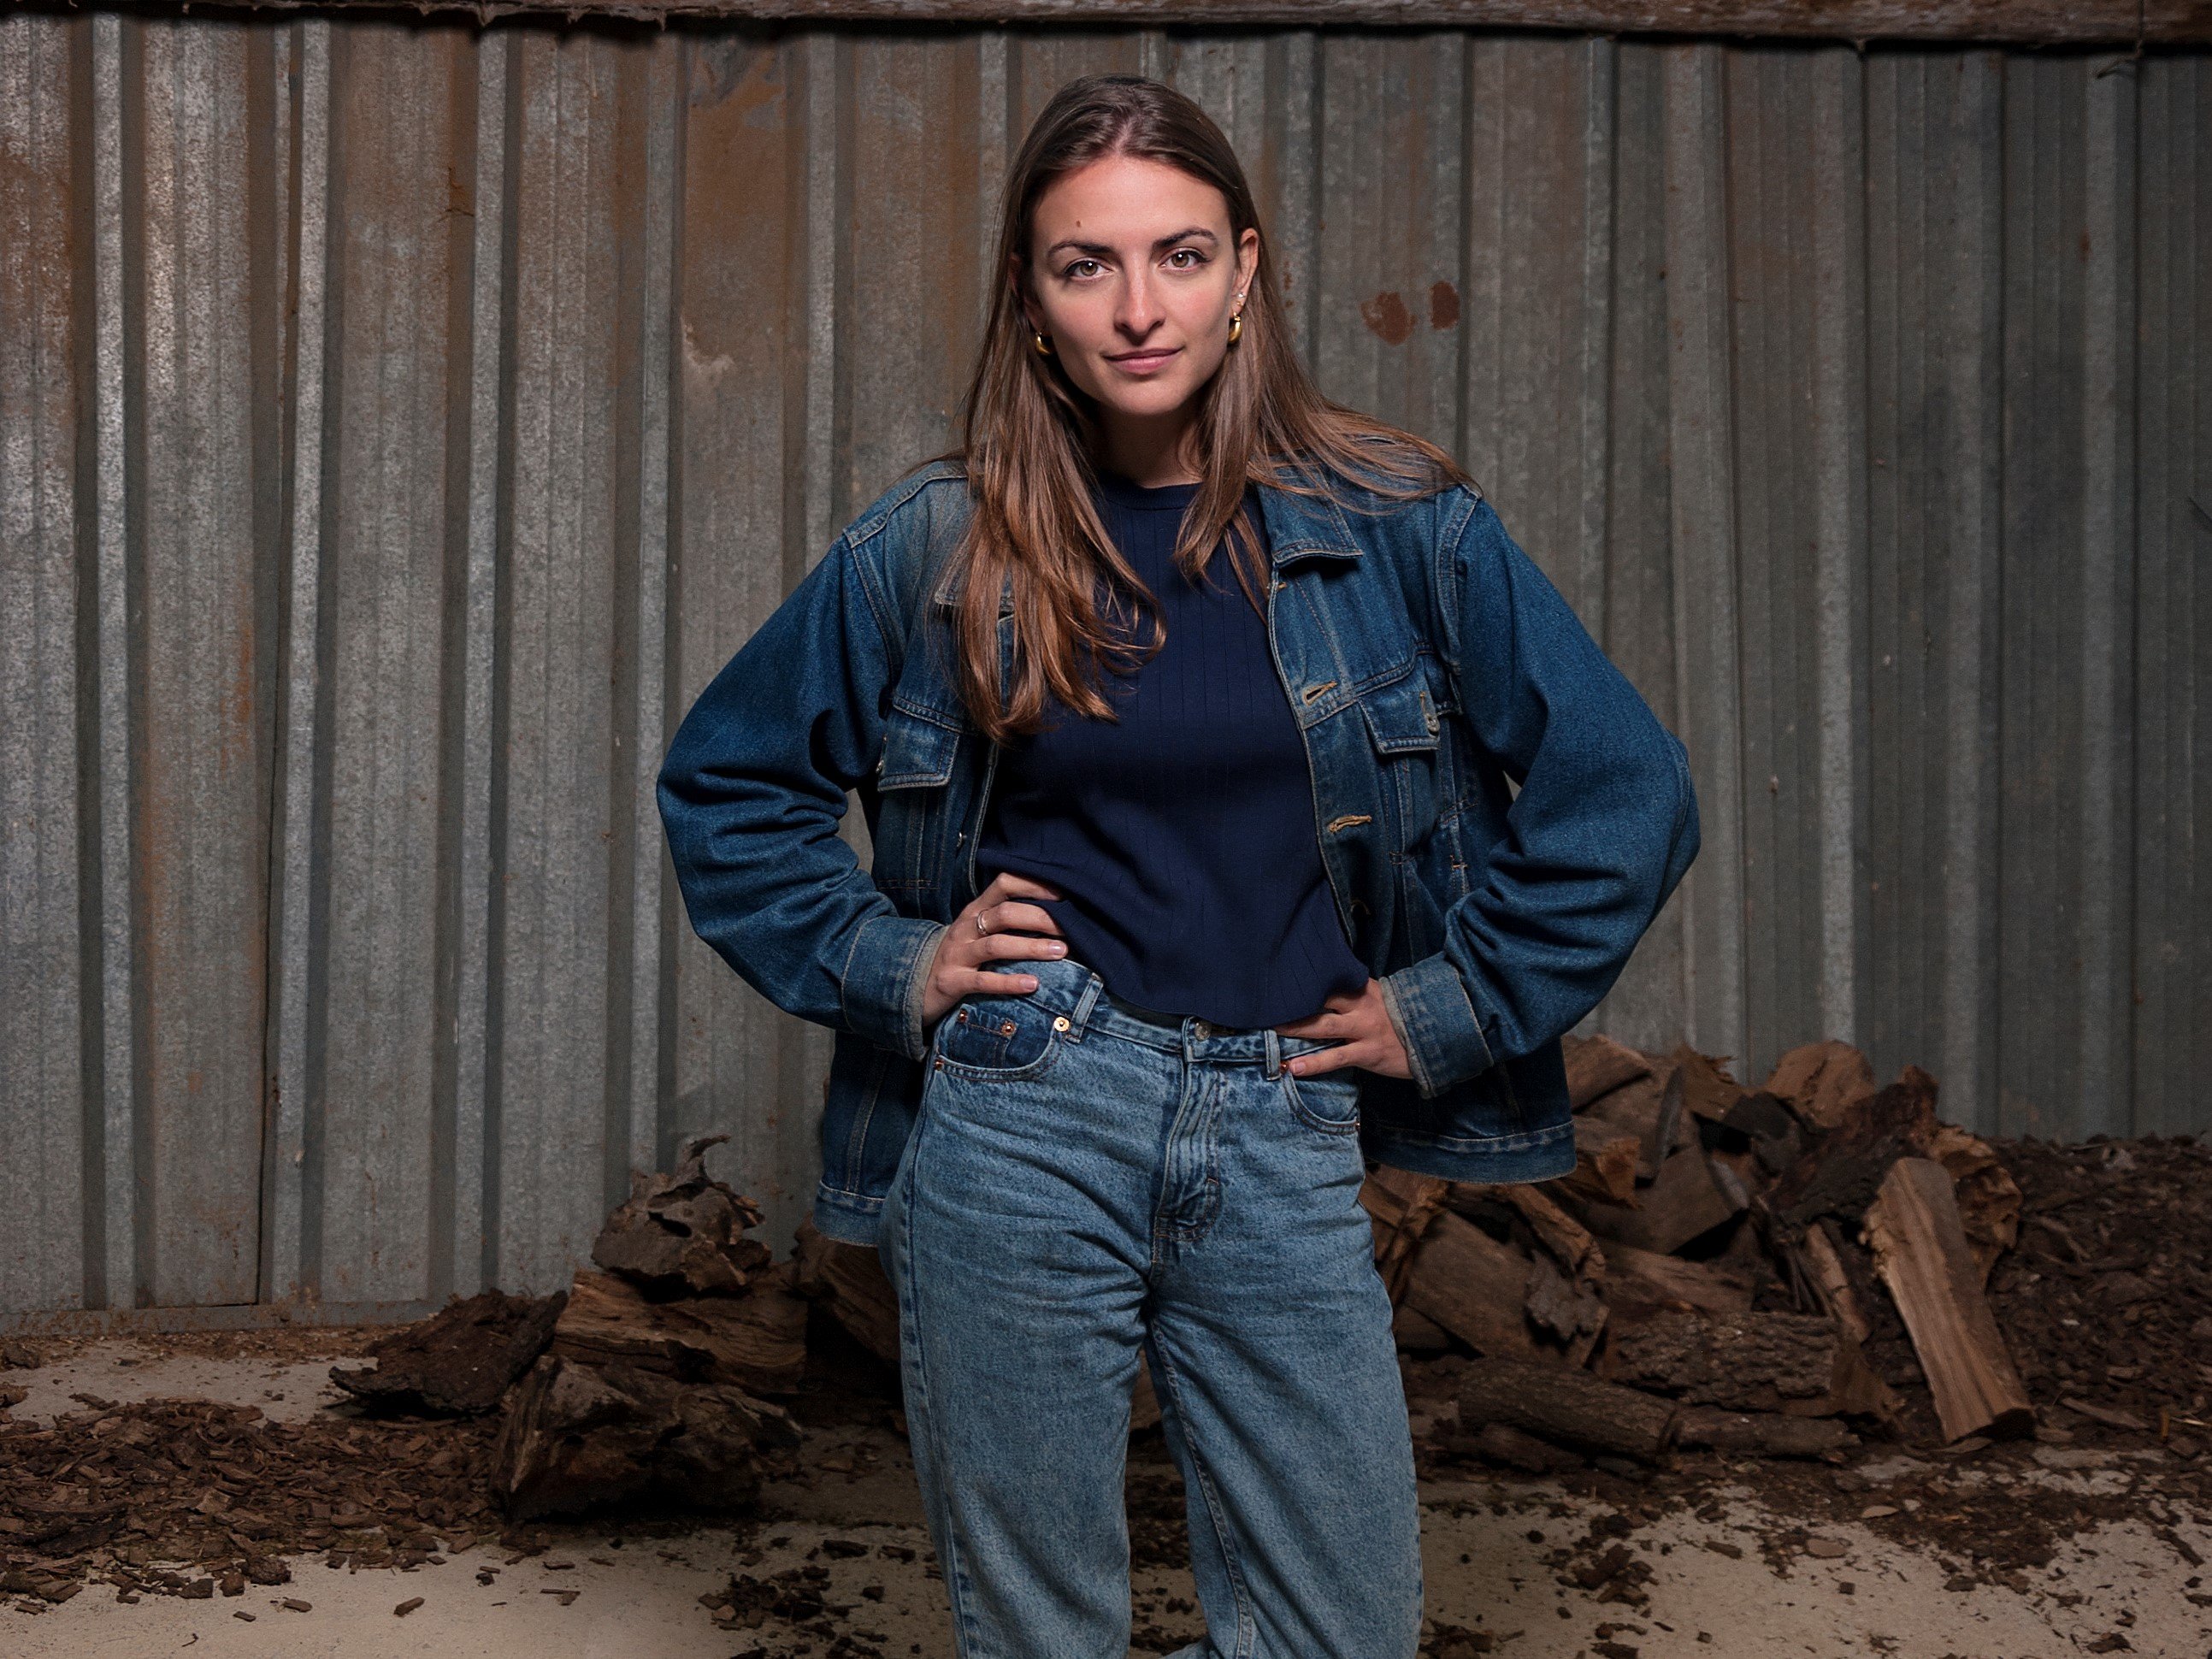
left=919, top=871, right=1069, bottom=1030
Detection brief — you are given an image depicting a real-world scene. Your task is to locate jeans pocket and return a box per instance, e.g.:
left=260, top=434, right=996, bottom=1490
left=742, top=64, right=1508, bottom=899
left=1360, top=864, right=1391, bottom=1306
left=1283, top=1062, right=1362, bottom=1135
left=933, top=983, right=1067, bottom=1083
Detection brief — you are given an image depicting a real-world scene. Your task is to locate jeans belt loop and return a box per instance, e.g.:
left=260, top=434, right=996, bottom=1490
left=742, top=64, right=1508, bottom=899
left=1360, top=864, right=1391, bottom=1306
left=1264, top=1026, right=1281, bottom=1080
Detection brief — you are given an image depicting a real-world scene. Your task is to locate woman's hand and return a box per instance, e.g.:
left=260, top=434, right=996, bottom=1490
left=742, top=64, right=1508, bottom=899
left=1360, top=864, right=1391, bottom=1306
left=919, top=872, right=1069, bottom=1030
left=1271, top=979, right=1413, bottom=1082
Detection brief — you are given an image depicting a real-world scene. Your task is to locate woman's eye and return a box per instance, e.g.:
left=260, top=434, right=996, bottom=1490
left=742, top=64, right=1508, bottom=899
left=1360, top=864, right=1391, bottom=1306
left=1064, top=258, right=1101, bottom=280
left=1166, top=249, right=1206, bottom=269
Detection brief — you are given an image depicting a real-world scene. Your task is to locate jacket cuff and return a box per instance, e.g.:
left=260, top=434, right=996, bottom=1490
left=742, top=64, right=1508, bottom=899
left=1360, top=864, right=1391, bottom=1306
left=1377, top=952, right=1495, bottom=1099
left=841, top=915, right=948, bottom=1062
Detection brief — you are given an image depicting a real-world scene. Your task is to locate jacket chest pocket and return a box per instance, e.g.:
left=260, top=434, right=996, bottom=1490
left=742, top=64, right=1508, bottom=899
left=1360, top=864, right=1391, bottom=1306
left=871, top=705, right=963, bottom=897
left=1357, top=664, right=1446, bottom=849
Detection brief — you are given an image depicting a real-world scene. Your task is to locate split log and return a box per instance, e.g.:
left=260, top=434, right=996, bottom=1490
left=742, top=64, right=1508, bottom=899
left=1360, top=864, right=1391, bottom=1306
left=1554, top=1119, right=1643, bottom=1208
left=1863, top=1157, right=2034, bottom=1442
left=1671, top=1045, right=1747, bottom=1124
left=593, top=1134, right=773, bottom=1298
left=1578, top=1067, right=1686, bottom=1183
left=1675, top=1406, right=1855, bottom=1459
left=1564, top=1034, right=1652, bottom=1109
left=493, top=1355, right=800, bottom=1521
left=328, top=1289, right=565, bottom=1415
left=1363, top=1174, right=1539, bottom=1358
left=1597, top=1241, right=1755, bottom=1320
left=549, top=1268, right=807, bottom=1395
left=1581, top=1142, right=1742, bottom=1255
left=1767, top=1066, right=1941, bottom=1230
left=1766, top=1041, right=1879, bottom=1135
left=1603, top=1308, right=1895, bottom=1419
left=1456, top=1355, right=1679, bottom=1466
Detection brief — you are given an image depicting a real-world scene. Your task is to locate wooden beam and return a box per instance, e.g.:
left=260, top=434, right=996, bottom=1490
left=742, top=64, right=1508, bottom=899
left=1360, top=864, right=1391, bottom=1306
left=127, top=0, right=2210, bottom=46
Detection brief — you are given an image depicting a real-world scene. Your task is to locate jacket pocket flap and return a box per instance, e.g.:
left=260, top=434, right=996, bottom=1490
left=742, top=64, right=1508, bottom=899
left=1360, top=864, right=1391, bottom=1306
left=876, top=706, right=961, bottom=788
left=1358, top=670, right=1441, bottom=754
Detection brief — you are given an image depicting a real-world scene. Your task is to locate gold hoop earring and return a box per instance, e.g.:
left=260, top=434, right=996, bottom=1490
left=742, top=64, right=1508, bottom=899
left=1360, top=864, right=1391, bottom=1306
left=1032, top=329, right=1055, bottom=357
left=1227, top=310, right=1243, bottom=346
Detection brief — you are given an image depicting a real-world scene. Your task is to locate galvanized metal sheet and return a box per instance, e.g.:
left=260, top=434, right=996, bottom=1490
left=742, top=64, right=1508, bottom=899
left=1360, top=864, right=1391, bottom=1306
left=1, top=10, right=2207, bottom=1315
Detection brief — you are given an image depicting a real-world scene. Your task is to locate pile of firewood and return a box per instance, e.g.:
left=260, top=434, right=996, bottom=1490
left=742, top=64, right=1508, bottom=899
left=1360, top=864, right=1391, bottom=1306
left=330, top=1135, right=808, bottom=1521
left=1376, top=1036, right=2032, bottom=1467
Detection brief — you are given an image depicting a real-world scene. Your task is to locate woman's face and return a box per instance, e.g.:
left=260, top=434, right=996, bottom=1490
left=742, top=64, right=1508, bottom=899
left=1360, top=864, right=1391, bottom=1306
left=1020, top=153, right=1260, bottom=429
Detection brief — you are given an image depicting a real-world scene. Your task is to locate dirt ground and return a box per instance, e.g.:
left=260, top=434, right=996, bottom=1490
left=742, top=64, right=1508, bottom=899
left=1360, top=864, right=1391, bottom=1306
left=2, top=1316, right=2206, bottom=1659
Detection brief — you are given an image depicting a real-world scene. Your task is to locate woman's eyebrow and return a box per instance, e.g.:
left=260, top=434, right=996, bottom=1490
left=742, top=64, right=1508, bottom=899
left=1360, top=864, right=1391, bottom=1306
left=1042, top=226, right=1220, bottom=261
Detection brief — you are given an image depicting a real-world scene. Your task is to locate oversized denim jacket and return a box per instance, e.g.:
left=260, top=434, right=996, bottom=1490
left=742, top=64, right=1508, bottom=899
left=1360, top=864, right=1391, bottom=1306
left=658, top=457, right=1699, bottom=1247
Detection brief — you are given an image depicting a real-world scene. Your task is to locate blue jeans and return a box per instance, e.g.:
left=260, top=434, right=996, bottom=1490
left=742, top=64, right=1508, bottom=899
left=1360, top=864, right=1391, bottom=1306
left=877, top=954, right=1423, bottom=1658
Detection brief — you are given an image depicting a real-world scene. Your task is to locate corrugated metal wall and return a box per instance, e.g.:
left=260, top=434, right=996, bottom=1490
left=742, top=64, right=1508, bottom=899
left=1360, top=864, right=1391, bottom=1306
left=1, top=10, right=2205, bottom=1318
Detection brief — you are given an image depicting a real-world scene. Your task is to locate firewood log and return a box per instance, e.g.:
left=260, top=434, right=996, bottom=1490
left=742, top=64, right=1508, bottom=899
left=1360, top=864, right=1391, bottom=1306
left=1581, top=1142, right=1743, bottom=1255
left=1675, top=1406, right=1855, bottom=1458
left=1364, top=1173, right=1541, bottom=1359
left=1765, top=1041, right=1879, bottom=1133
left=1564, top=1034, right=1653, bottom=1109
left=1456, top=1355, right=1679, bottom=1465
left=1862, top=1157, right=2035, bottom=1442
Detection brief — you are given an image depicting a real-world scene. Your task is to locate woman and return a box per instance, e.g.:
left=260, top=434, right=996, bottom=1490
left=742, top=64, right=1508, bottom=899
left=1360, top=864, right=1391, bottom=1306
left=659, top=73, right=1698, bottom=1659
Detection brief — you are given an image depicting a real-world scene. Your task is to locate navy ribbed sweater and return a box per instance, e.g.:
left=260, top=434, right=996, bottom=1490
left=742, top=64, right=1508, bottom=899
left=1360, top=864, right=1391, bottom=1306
left=973, top=470, right=1370, bottom=1029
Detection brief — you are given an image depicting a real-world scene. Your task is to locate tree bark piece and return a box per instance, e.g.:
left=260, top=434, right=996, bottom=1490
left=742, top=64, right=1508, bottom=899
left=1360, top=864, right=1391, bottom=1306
left=1863, top=1157, right=2035, bottom=1443
left=228, top=0, right=2212, bottom=49
left=549, top=1268, right=807, bottom=1395
left=327, top=1290, right=565, bottom=1415
left=1923, top=1123, right=2023, bottom=1287
left=1457, top=1356, right=1679, bottom=1466
left=592, top=1134, right=772, bottom=1298
left=493, top=1355, right=800, bottom=1522
left=1800, top=1219, right=1873, bottom=1343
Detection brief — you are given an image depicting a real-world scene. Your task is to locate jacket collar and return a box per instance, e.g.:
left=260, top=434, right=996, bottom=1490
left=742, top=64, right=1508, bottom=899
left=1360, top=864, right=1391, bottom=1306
left=929, top=472, right=1363, bottom=611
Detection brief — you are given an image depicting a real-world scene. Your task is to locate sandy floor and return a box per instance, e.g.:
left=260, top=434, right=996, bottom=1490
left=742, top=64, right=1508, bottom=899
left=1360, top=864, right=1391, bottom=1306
left=5, top=1337, right=2208, bottom=1658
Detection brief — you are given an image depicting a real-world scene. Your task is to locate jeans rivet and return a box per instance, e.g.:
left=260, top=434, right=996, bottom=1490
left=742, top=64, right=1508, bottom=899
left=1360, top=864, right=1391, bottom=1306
left=1053, top=1015, right=1071, bottom=1031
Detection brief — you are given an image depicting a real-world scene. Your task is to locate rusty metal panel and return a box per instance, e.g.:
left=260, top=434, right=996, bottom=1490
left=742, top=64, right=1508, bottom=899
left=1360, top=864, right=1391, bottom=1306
left=133, top=16, right=279, bottom=1306
left=1, top=10, right=2208, bottom=1317
left=2131, top=54, right=2210, bottom=1138
left=0, top=12, right=89, bottom=1315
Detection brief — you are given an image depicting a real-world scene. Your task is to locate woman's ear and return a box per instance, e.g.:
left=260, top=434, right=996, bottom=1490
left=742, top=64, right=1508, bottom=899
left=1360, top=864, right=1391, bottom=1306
left=1236, top=227, right=1259, bottom=301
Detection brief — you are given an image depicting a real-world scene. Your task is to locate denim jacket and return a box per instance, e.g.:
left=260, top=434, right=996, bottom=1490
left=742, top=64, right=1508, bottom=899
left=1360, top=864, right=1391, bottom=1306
left=658, top=457, right=1699, bottom=1247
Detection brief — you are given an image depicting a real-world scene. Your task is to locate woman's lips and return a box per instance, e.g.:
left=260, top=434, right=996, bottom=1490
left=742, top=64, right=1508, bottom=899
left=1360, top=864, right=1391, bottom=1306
left=1106, top=347, right=1180, bottom=375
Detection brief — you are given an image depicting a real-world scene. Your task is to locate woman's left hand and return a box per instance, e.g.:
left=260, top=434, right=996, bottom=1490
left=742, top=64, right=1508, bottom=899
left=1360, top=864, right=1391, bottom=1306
left=1271, top=979, right=1413, bottom=1082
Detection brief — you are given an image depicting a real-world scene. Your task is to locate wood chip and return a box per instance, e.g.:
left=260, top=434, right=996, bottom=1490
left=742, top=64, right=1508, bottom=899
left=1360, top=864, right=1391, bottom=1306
left=393, top=1597, right=424, bottom=1616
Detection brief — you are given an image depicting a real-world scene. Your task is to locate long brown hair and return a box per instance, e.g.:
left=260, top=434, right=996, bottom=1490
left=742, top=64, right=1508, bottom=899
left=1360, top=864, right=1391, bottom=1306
left=938, top=73, right=1472, bottom=744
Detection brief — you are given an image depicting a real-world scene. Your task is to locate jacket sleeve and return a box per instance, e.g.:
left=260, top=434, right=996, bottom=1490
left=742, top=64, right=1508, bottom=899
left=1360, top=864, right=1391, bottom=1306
left=657, top=534, right=948, bottom=1063
left=1376, top=494, right=1700, bottom=1098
